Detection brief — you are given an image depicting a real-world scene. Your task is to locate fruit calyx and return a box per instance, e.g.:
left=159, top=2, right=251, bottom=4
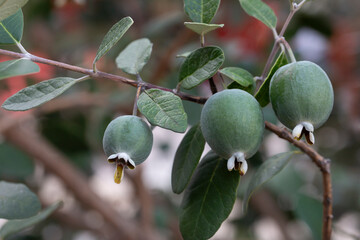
left=108, top=152, right=136, bottom=184
left=227, top=152, right=248, bottom=176
left=292, top=121, right=315, bottom=145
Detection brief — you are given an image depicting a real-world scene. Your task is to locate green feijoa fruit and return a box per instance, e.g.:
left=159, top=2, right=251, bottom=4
left=103, top=115, right=153, bottom=183
left=200, top=89, right=264, bottom=175
left=269, top=61, right=334, bottom=145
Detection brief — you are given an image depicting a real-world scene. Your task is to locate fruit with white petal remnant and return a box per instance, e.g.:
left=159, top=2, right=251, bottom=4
left=200, top=89, right=264, bottom=175
left=269, top=61, right=334, bottom=144
left=103, top=115, right=153, bottom=183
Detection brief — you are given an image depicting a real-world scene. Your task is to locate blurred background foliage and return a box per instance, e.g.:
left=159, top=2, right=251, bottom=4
left=0, top=0, right=359, bottom=239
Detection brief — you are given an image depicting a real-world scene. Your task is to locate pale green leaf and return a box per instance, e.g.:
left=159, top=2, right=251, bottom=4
left=243, top=151, right=297, bottom=213
left=0, top=181, right=41, bottom=220
left=0, top=9, right=23, bottom=44
left=93, top=17, right=133, bottom=68
left=172, top=123, right=205, bottom=194
left=116, top=38, right=153, bottom=75
left=184, top=22, right=224, bottom=35
left=184, top=0, right=221, bottom=24
left=180, top=151, right=240, bottom=240
left=0, top=0, right=28, bottom=21
left=0, top=59, right=39, bottom=80
left=179, top=46, right=224, bottom=89
left=2, top=77, right=80, bottom=111
left=239, top=0, right=277, bottom=29
left=255, top=52, right=287, bottom=107
left=0, top=201, right=62, bottom=239
left=137, top=89, right=188, bottom=133
left=295, top=194, right=322, bottom=240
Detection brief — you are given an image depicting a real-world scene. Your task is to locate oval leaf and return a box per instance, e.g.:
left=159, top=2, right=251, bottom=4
left=184, top=22, right=224, bottom=36
left=171, top=123, right=205, bottom=194
left=184, top=0, right=220, bottom=24
left=179, top=46, right=224, bottom=89
left=116, top=38, right=153, bottom=75
left=227, top=80, right=255, bottom=95
left=0, top=9, right=23, bottom=44
left=295, top=193, right=322, bottom=240
left=0, top=181, right=41, bottom=220
left=0, top=201, right=62, bottom=239
left=2, top=77, right=80, bottom=111
left=0, top=0, right=28, bottom=21
left=0, top=59, right=39, bottom=80
left=180, top=151, right=240, bottom=240
left=239, top=0, right=277, bottom=29
left=255, top=52, right=287, bottom=107
left=93, top=16, right=133, bottom=68
left=220, top=67, right=254, bottom=87
left=138, top=89, right=188, bottom=133
left=243, top=151, right=297, bottom=213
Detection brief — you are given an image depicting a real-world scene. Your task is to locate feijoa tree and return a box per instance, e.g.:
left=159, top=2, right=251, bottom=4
left=0, top=0, right=334, bottom=239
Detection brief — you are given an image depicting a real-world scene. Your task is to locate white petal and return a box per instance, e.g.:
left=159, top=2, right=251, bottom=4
left=302, top=122, right=314, bottom=132
left=127, top=159, right=136, bottom=169
left=292, top=124, right=303, bottom=139
left=227, top=156, right=235, bottom=171
left=309, top=131, right=315, bottom=145
left=234, top=152, right=245, bottom=162
left=238, top=159, right=248, bottom=176
left=117, top=152, right=130, bottom=162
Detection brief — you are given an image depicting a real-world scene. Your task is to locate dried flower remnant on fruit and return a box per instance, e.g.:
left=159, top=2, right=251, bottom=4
left=227, top=152, right=248, bottom=175
left=103, top=115, right=153, bottom=184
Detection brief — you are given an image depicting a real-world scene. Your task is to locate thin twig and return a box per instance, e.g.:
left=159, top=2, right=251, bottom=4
left=265, top=121, right=333, bottom=240
left=258, top=0, right=306, bottom=83
left=208, top=77, right=218, bottom=94
left=0, top=49, right=207, bottom=104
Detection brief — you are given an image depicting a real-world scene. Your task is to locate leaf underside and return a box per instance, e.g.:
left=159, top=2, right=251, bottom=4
left=0, top=0, right=28, bottom=22
left=0, top=59, right=39, bottom=80
left=2, top=77, right=79, bottom=111
left=0, top=9, right=23, bottom=44
left=243, top=151, right=297, bottom=213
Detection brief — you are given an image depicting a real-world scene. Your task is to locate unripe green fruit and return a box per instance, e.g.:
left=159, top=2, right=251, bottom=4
left=200, top=89, right=264, bottom=175
left=103, top=115, right=153, bottom=183
left=269, top=61, right=334, bottom=144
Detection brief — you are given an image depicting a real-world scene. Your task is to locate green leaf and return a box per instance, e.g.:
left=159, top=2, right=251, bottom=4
left=137, top=89, right=188, bottom=133
left=172, top=123, right=205, bottom=194
left=0, top=9, right=23, bottom=44
left=179, top=46, right=224, bottom=89
left=2, top=77, right=80, bottom=111
left=220, top=67, right=254, bottom=87
left=227, top=81, right=256, bottom=95
left=239, top=0, right=277, bottom=29
left=0, top=59, right=39, bottom=80
left=255, top=52, right=287, bottom=107
left=184, top=22, right=224, bottom=36
left=295, top=194, right=322, bottom=240
left=243, top=151, right=297, bottom=213
left=93, top=16, right=133, bottom=68
left=0, top=0, right=28, bottom=22
left=0, top=181, right=41, bottom=220
left=0, top=201, right=62, bottom=239
left=116, top=38, right=153, bottom=75
left=180, top=151, right=240, bottom=240
left=184, top=0, right=221, bottom=24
